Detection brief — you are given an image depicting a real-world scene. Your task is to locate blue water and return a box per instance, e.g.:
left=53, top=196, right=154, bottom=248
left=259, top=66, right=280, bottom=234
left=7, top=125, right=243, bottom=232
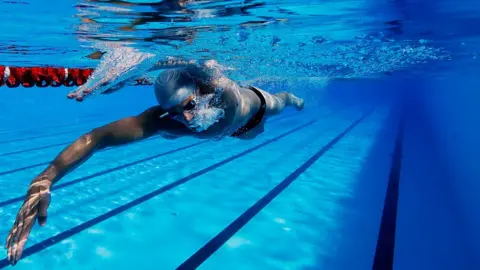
left=0, top=84, right=392, bottom=269
left=0, top=0, right=478, bottom=269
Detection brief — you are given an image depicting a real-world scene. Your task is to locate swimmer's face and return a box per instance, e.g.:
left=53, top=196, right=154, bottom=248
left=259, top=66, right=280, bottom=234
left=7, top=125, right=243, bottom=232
left=164, top=86, right=225, bottom=132
left=166, top=93, right=198, bottom=126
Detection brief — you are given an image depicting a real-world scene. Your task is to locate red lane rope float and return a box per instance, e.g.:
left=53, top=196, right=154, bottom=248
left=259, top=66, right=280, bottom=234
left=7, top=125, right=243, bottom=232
left=0, top=66, right=152, bottom=88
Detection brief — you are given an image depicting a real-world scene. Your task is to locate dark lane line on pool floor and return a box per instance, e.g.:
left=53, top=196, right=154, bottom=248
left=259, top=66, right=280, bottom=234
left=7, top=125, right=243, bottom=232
left=0, top=142, right=72, bottom=157
left=0, top=111, right=299, bottom=157
left=0, top=114, right=105, bottom=135
left=0, top=112, right=310, bottom=207
left=372, top=110, right=404, bottom=270
left=0, top=133, right=162, bottom=158
left=32, top=112, right=334, bottom=219
left=175, top=107, right=375, bottom=269
left=0, top=117, right=105, bottom=136
left=0, top=136, right=162, bottom=177
left=0, top=119, right=319, bottom=268
left=0, top=114, right=331, bottom=238
left=0, top=128, right=91, bottom=145
left=0, top=112, right=302, bottom=175
left=0, top=141, right=208, bottom=208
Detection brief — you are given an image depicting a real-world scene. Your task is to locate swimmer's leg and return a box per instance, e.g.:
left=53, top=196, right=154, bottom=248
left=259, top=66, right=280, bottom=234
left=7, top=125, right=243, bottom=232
left=263, top=90, right=304, bottom=116
left=275, top=92, right=304, bottom=110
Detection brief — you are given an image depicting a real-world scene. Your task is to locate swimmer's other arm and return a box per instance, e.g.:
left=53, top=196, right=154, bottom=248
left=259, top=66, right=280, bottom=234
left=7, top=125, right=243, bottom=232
left=5, top=105, right=187, bottom=266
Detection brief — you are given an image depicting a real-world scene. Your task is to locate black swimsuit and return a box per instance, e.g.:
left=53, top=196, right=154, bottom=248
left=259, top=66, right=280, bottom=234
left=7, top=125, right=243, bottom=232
left=231, top=86, right=267, bottom=137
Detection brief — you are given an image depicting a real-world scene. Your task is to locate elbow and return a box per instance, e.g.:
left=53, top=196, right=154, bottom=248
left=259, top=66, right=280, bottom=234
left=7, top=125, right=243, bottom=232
left=82, top=129, right=106, bottom=149
left=50, top=131, right=102, bottom=175
left=81, top=132, right=96, bottom=146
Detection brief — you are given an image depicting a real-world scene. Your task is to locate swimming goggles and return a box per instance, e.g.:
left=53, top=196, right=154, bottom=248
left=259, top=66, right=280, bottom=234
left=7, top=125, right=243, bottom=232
left=159, top=99, right=197, bottom=119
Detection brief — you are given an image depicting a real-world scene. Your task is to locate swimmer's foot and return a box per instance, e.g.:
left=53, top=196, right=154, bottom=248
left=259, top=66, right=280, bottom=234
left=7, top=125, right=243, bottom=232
left=296, top=98, right=305, bottom=110
left=288, top=93, right=304, bottom=110
left=276, top=92, right=304, bottom=111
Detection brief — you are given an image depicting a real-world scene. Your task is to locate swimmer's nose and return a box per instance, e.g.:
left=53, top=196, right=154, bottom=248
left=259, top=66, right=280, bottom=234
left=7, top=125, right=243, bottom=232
left=183, top=111, right=193, bottom=122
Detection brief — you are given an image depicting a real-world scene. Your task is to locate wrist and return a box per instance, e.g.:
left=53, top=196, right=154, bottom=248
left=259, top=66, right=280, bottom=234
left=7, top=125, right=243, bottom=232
left=30, top=176, right=52, bottom=190
left=32, top=166, right=57, bottom=190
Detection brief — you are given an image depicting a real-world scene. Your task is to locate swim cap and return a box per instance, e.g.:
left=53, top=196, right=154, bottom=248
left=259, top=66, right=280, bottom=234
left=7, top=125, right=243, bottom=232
left=154, top=69, right=196, bottom=108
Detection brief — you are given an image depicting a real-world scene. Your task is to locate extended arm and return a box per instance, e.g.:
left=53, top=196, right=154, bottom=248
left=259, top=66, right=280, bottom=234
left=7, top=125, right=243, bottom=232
left=69, top=50, right=238, bottom=101
left=42, top=106, right=164, bottom=187
left=4, top=105, right=181, bottom=266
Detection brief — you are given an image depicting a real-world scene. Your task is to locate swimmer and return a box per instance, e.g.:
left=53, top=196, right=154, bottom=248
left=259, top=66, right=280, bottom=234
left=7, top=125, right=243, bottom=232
left=4, top=58, right=304, bottom=266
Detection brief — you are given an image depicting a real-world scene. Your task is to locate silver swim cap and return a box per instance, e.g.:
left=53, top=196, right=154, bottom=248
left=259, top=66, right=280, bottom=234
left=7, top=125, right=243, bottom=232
left=154, top=69, right=196, bottom=109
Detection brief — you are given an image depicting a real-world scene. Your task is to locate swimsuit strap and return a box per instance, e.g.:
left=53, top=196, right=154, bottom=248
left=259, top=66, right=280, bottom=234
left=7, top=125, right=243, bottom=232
left=231, top=86, right=267, bottom=137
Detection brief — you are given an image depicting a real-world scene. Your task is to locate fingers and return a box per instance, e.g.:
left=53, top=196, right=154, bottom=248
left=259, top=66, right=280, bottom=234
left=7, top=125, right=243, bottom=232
left=6, top=209, right=27, bottom=265
left=67, top=80, right=108, bottom=102
left=67, top=89, right=84, bottom=101
left=8, top=216, right=35, bottom=265
left=13, top=217, right=35, bottom=265
left=37, top=191, right=51, bottom=226
left=67, top=83, right=97, bottom=102
left=77, top=87, right=97, bottom=101
left=4, top=216, right=18, bottom=248
left=5, top=189, right=48, bottom=265
left=5, top=232, right=11, bottom=249
left=5, top=219, right=17, bottom=251
left=9, top=206, right=28, bottom=250
left=7, top=206, right=37, bottom=265
left=67, top=89, right=86, bottom=102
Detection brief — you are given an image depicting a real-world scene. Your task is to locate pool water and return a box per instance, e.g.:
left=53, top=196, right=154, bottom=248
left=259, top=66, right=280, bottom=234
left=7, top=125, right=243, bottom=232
left=0, top=0, right=478, bottom=269
left=0, top=82, right=400, bottom=270
left=0, top=80, right=472, bottom=270
left=0, top=76, right=437, bottom=270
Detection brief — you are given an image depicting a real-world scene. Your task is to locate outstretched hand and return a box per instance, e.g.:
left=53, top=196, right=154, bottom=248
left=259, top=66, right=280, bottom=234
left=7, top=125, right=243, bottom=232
left=67, top=46, right=156, bottom=102
left=67, top=79, right=109, bottom=101
left=66, top=45, right=233, bottom=103
left=5, top=179, right=51, bottom=266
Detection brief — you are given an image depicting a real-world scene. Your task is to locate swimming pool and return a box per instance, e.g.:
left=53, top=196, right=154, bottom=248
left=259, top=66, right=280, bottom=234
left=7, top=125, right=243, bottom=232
left=0, top=80, right=398, bottom=270
left=0, top=0, right=476, bottom=269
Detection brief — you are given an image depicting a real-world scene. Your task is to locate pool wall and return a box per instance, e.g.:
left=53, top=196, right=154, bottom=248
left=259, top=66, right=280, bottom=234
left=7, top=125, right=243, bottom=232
left=406, top=66, right=480, bottom=269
